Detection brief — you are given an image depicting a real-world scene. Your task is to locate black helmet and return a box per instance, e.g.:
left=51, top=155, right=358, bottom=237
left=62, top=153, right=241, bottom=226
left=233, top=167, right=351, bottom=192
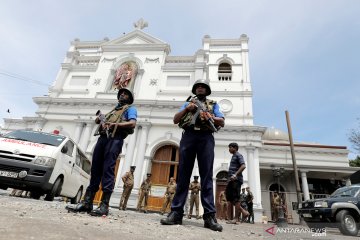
left=117, top=88, right=134, bottom=104
left=191, top=79, right=211, bottom=96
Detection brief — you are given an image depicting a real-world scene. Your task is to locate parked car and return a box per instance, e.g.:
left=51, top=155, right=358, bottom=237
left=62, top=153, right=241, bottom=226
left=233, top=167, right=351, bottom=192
left=0, top=130, right=91, bottom=203
left=298, top=184, right=360, bottom=236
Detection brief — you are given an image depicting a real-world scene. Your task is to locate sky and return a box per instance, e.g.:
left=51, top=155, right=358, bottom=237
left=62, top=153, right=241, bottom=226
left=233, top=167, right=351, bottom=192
left=0, top=0, right=359, bottom=158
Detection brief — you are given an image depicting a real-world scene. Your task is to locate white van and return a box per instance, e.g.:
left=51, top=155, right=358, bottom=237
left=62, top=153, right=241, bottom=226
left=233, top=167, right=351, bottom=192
left=0, top=130, right=91, bottom=203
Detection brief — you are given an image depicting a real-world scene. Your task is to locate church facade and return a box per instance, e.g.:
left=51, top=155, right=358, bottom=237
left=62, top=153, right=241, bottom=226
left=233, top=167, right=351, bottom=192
left=2, top=23, right=355, bottom=223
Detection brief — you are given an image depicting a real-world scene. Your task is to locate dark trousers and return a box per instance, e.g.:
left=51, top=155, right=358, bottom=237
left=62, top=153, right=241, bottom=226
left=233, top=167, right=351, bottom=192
left=247, top=202, right=254, bottom=222
left=171, top=130, right=215, bottom=216
left=87, top=135, right=123, bottom=193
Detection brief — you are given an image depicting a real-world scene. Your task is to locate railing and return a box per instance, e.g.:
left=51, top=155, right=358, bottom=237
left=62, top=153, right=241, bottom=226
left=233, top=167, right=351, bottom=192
left=218, top=73, right=232, bottom=81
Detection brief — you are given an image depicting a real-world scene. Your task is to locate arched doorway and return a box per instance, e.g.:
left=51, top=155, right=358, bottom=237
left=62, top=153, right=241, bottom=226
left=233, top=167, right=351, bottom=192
left=269, top=183, right=286, bottom=222
left=147, top=144, right=179, bottom=212
left=215, top=171, right=233, bottom=219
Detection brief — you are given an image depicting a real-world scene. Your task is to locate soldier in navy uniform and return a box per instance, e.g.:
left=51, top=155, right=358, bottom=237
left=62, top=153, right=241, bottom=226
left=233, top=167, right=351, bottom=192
left=66, top=88, right=137, bottom=216
left=160, top=79, right=224, bottom=232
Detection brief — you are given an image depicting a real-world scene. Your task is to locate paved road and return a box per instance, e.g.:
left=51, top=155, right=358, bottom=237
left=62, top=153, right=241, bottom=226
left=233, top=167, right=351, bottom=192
left=0, top=190, right=359, bottom=240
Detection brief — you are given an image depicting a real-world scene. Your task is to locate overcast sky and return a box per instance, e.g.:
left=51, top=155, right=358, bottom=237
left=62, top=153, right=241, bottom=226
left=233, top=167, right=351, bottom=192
left=1, top=0, right=359, bottom=158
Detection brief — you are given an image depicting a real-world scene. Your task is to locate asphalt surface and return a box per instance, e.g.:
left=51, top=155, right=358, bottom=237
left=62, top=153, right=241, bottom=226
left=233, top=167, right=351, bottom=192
left=0, top=189, right=359, bottom=240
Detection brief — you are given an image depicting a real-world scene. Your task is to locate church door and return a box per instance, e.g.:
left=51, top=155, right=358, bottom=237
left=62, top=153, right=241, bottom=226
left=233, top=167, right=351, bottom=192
left=147, top=145, right=179, bottom=212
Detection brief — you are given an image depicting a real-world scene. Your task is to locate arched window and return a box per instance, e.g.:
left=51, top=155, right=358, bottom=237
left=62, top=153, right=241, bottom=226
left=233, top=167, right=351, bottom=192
left=218, top=62, right=232, bottom=81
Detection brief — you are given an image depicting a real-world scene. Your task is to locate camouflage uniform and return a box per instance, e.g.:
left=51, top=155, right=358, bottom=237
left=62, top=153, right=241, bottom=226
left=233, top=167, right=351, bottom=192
left=219, top=191, right=228, bottom=220
left=161, top=178, right=177, bottom=214
left=119, top=167, right=135, bottom=210
left=137, top=174, right=152, bottom=212
left=188, top=177, right=201, bottom=219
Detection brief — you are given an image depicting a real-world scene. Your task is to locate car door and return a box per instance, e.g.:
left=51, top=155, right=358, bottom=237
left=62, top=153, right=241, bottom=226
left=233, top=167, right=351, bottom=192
left=58, top=140, right=77, bottom=196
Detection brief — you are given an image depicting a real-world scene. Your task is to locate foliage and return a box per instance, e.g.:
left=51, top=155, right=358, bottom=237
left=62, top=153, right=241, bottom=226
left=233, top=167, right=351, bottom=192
left=349, top=156, right=360, bottom=167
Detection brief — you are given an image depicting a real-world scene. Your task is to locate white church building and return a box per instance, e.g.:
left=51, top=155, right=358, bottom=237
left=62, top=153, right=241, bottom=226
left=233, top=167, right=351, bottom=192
left=2, top=21, right=356, bottom=223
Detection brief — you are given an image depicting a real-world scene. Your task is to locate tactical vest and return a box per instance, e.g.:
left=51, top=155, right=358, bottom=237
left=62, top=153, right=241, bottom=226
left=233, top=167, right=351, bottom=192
left=103, top=105, right=134, bottom=138
left=178, top=99, right=216, bottom=131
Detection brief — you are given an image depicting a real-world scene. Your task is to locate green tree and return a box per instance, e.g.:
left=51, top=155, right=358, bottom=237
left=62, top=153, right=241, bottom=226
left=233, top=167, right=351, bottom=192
left=349, top=156, right=360, bottom=167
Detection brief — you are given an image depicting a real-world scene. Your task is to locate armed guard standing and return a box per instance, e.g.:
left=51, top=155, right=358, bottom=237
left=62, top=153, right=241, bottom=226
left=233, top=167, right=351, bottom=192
left=246, top=186, right=254, bottom=224
left=160, top=177, right=177, bottom=215
left=119, top=166, right=136, bottom=210
left=66, top=88, right=137, bottom=216
left=137, top=173, right=152, bottom=213
left=218, top=190, right=228, bottom=220
left=160, top=79, right=225, bottom=232
left=188, top=176, right=201, bottom=219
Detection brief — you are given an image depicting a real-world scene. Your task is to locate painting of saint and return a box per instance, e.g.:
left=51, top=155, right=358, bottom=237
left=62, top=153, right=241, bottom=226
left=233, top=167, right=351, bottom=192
left=113, top=61, right=138, bottom=90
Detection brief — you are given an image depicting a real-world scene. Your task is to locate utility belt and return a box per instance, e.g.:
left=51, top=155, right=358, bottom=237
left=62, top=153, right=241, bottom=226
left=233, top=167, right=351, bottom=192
left=191, top=192, right=199, bottom=195
left=183, top=126, right=214, bottom=133
left=99, top=128, right=132, bottom=139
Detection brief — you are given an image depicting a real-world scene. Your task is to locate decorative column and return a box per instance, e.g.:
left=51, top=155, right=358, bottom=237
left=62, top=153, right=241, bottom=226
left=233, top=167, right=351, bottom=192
left=120, top=126, right=139, bottom=182
left=300, top=171, right=310, bottom=201
left=246, top=146, right=261, bottom=208
left=134, top=123, right=151, bottom=189
left=78, top=120, right=94, bottom=152
left=73, top=121, right=84, bottom=144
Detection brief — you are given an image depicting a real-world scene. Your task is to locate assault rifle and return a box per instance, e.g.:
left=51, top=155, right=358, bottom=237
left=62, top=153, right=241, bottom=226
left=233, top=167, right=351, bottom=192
left=186, top=96, right=218, bottom=132
left=94, top=110, right=109, bottom=138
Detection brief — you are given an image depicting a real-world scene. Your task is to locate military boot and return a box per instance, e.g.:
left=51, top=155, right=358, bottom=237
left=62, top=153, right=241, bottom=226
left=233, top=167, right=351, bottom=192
left=89, top=192, right=112, bottom=216
left=65, top=190, right=95, bottom=213
left=160, top=211, right=183, bottom=225
left=204, top=214, right=223, bottom=232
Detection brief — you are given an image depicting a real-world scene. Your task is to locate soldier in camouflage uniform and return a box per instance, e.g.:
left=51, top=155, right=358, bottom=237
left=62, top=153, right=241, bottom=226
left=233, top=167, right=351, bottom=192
left=218, top=190, right=228, bottom=220
left=119, top=166, right=136, bottom=210
left=160, top=177, right=177, bottom=215
left=188, top=176, right=201, bottom=219
left=137, top=173, right=152, bottom=213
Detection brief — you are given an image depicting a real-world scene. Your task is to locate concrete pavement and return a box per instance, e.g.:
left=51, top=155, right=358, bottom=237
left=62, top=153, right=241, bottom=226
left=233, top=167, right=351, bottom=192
left=0, top=189, right=359, bottom=240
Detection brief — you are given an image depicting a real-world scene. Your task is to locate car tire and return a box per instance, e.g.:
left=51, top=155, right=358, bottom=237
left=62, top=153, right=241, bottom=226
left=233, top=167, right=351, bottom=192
left=30, top=191, right=42, bottom=200
left=70, top=187, right=83, bottom=204
left=336, top=209, right=359, bottom=236
left=306, top=222, right=325, bottom=233
left=44, top=178, right=63, bottom=201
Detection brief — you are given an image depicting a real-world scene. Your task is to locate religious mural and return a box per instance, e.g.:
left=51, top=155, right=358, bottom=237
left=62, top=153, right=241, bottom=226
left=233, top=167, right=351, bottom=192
left=113, top=61, right=138, bottom=90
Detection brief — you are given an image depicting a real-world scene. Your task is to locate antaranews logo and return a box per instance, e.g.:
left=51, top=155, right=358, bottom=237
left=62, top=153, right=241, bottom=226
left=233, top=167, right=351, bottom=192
left=265, top=226, right=276, bottom=235
left=265, top=225, right=326, bottom=237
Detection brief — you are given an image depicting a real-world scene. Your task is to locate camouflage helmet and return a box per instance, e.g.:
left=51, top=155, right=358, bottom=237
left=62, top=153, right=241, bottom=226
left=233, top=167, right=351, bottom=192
left=191, top=79, right=211, bottom=96
left=117, top=88, right=134, bottom=104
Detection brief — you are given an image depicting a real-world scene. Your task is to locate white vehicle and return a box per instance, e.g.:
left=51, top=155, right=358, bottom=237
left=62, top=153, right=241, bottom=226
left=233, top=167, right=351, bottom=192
left=0, top=130, right=91, bottom=203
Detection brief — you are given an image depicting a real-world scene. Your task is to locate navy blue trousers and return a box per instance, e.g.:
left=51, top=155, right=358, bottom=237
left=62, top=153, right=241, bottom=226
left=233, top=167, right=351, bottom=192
left=87, top=135, right=123, bottom=193
left=171, top=130, right=216, bottom=217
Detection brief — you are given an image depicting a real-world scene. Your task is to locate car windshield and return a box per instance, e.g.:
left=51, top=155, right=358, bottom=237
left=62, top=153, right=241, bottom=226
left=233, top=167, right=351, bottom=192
left=3, top=130, right=66, bottom=147
left=330, top=186, right=360, bottom=198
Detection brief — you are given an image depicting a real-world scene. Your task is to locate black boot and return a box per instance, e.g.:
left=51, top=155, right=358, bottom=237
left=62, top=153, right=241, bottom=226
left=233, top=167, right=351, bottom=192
left=204, top=214, right=223, bottom=232
left=160, top=211, right=183, bottom=225
left=65, top=190, right=95, bottom=213
left=89, top=191, right=112, bottom=216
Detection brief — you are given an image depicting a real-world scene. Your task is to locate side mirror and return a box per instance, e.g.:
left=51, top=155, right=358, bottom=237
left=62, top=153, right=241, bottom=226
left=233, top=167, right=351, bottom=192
left=61, top=145, right=68, bottom=154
